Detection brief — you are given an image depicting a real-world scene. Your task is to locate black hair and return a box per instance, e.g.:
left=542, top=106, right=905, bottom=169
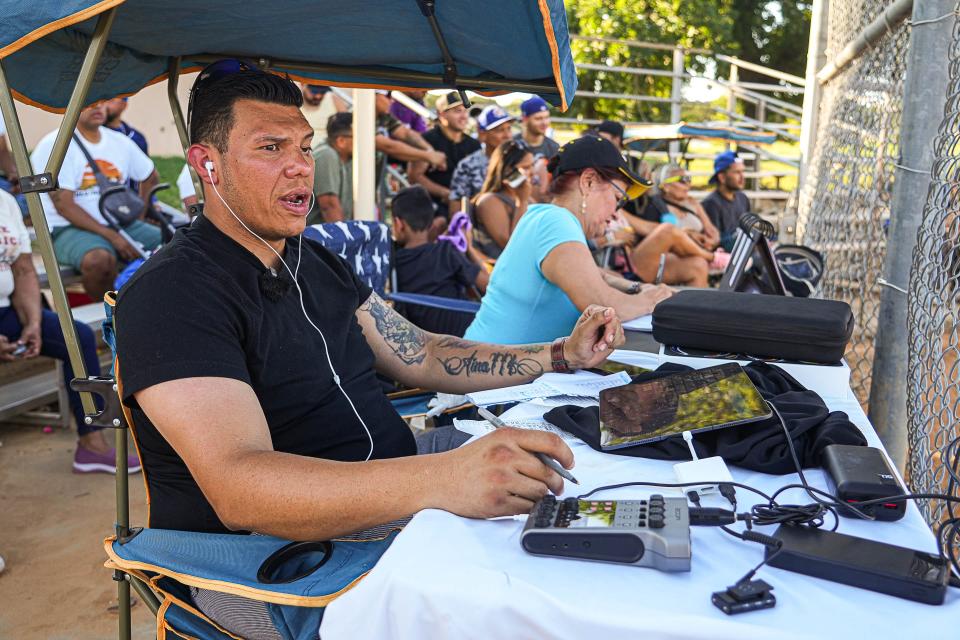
left=189, top=70, right=303, bottom=151
left=392, top=185, right=436, bottom=231
left=326, top=112, right=353, bottom=142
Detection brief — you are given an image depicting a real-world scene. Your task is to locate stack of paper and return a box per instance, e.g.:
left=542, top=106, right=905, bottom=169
left=464, top=370, right=630, bottom=406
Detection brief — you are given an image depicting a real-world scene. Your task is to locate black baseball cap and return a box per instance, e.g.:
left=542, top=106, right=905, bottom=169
left=548, top=135, right=651, bottom=200
left=597, top=120, right=625, bottom=140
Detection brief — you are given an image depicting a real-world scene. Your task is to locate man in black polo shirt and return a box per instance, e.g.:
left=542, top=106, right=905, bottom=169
left=409, top=91, right=480, bottom=218
left=116, top=63, right=624, bottom=542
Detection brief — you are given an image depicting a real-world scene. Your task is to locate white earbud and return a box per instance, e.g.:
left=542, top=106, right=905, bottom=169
left=202, top=161, right=374, bottom=461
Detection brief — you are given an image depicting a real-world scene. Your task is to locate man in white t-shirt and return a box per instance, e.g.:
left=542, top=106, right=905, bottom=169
left=30, top=103, right=161, bottom=301
left=0, top=189, right=140, bottom=473
left=0, top=117, right=26, bottom=216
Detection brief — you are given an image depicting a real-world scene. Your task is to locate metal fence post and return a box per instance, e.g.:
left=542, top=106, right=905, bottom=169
left=798, top=0, right=829, bottom=196
left=869, top=0, right=954, bottom=470
left=725, top=63, right=738, bottom=151
left=669, top=47, right=684, bottom=159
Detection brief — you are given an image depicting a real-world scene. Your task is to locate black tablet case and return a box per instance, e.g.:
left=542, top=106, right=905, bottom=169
left=651, top=290, right=854, bottom=364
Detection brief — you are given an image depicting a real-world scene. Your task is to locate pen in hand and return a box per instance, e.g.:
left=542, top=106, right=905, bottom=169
left=477, top=407, right=579, bottom=485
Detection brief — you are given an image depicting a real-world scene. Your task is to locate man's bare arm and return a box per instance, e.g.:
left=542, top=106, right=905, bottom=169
left=374, top=135, right=445, bottom=165
left=408, top=160, right=450, bottom=202
left=137, top=170, right=159, bottom=216
left=356, top=293, right=623, bottom=394
left=51, top=189, right=117, bottom=237
left=135, top=377, right=574, bottom=539
left=314, top=194, right=344, bottom=222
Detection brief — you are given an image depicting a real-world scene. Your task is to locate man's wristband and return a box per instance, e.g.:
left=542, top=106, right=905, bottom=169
left=551, top=337, right=572, bottom=374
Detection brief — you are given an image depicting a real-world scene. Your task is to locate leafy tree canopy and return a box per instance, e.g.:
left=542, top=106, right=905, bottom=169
left=565, top=1, right=811, bottom=123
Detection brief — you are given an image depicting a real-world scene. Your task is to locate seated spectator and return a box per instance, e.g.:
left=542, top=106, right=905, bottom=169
left=104, top=97, right=148, bottom=155
left=448, top=105, right=516, bottom=214
left=0, top=189, right=139, bottom=473
left=594, top=120, right=625, bottom=150
left=300, top=84, right=348, bottom=150
left=645, top=163, right=720, bottom=250
left=373, top=90, right=446, bottom=201
left=30, top=104, right=160, bottom=302
left=0, top=117, right=27, bottom=216
left=409, top=91, right=480, bottom=213
left=390, top=90, right=429, bottom=133
left=516, top=96, right=560, bottom=203
left=701, top=150, right=750, bottom=251
left=308, top=112, right=353, bottom=224
left=114, top=64, right=623, bottom=636
left=516, top=96, right=560, bottom=160
left=471, top=139, right=534, bottom=259
left=392, top=186, right=488, bottom=336
left=465, top=136, right=673, bottom=345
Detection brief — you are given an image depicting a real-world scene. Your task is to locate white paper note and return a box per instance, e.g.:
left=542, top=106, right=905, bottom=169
left=622, top=314, right=653, bottom=332
left=539, top=370, right=631, bottom=399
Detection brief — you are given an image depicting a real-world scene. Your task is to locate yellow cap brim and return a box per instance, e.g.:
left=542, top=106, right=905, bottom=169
left=619, top=167, right=652, bottom=200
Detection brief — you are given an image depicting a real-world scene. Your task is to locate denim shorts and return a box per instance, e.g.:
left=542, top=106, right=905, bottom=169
left=52, top=220, right=161, bottom=269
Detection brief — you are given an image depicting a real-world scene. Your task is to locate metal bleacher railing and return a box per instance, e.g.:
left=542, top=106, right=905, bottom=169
left=554, top=34, right=804, bottom=212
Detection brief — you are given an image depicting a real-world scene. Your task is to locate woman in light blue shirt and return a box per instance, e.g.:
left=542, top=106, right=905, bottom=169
left=465, top=137, right=673, bottom=344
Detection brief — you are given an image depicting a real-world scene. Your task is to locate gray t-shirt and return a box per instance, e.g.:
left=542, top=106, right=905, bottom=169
left=309, top=144, right=352, bottom=224
left=514, top=132, right=559, bottom=161
left=701, top=190, right=750, bottom=238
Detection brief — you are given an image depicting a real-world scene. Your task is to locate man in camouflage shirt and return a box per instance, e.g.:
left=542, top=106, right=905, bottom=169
left=448, top=105, right=515, bottom=214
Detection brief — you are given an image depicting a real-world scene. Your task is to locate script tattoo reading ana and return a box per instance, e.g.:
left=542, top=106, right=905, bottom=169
left=438, top=350, right=543, bottom=377
left=433, top=338, right=545, bottom=377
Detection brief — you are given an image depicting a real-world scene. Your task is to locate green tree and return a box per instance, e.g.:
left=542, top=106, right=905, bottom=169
left=730, top=1, right=812, bottom=116
left=566, top=0, right=738, bottom=122
left=565, top=1, right=811, bottom=123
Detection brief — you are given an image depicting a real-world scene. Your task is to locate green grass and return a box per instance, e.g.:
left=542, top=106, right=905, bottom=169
left=151, top=156, right=186, bottom=208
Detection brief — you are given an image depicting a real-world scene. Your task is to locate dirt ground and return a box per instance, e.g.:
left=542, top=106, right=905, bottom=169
left=0, top=421, right=155, bottom=638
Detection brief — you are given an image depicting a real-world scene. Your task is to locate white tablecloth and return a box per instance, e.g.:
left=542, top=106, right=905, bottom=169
left=321, top=363, right=959, bottom=640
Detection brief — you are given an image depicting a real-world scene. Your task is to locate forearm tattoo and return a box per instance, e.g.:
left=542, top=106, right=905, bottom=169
left=434, top=337, right=545, bottom=378
left=360, top=294, right=427, bottom=365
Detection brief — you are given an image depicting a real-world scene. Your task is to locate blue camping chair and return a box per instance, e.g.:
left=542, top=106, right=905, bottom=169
left=86, top=293, right=402, bottom=640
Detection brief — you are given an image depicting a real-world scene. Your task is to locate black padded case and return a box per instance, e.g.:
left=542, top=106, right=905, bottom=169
left=651, top=290, right=854, bottom=364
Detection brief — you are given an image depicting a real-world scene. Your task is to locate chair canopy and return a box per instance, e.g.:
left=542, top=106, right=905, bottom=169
left=624, top=122, right=777, bottom=152
left=0, top=0, right=577, bottom=112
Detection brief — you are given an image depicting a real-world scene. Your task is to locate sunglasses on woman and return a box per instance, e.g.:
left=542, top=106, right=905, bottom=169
left=661, top=174, right=692, bottom=185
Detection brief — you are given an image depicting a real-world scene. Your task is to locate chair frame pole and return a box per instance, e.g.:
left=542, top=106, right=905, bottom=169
left=0, top=8, right=118, bottom=415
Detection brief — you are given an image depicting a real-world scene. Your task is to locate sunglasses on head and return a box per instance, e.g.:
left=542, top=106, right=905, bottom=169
left=662, top=174, right=692, bottom=185
left=187, top=58, right=260, bottom=130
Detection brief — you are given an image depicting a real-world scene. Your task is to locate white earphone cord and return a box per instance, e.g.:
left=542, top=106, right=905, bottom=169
left=204, top=163, right=375, bottom=461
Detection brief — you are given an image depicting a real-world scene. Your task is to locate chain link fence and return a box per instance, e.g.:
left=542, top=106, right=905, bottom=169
left=797, top=0, right=911, bottom=407
left=906, top=6, right=960, bottom=533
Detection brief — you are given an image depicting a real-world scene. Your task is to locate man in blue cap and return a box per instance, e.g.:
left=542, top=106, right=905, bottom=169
left=701, top=150, right=750, bottom=251
left=448, top=104, right=516, bottom=214
left=515, top=95, right=559, bottom=161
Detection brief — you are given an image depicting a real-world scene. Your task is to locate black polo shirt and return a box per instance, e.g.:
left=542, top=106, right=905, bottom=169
left=116, top=215, right=415, bottom=533
left=422, top=126, right=481, bottom=209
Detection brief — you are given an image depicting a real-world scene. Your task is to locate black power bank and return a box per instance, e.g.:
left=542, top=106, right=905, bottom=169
left=766, top=525, right=949, bottom=605
left=823, top=444, right=906, bottom=521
